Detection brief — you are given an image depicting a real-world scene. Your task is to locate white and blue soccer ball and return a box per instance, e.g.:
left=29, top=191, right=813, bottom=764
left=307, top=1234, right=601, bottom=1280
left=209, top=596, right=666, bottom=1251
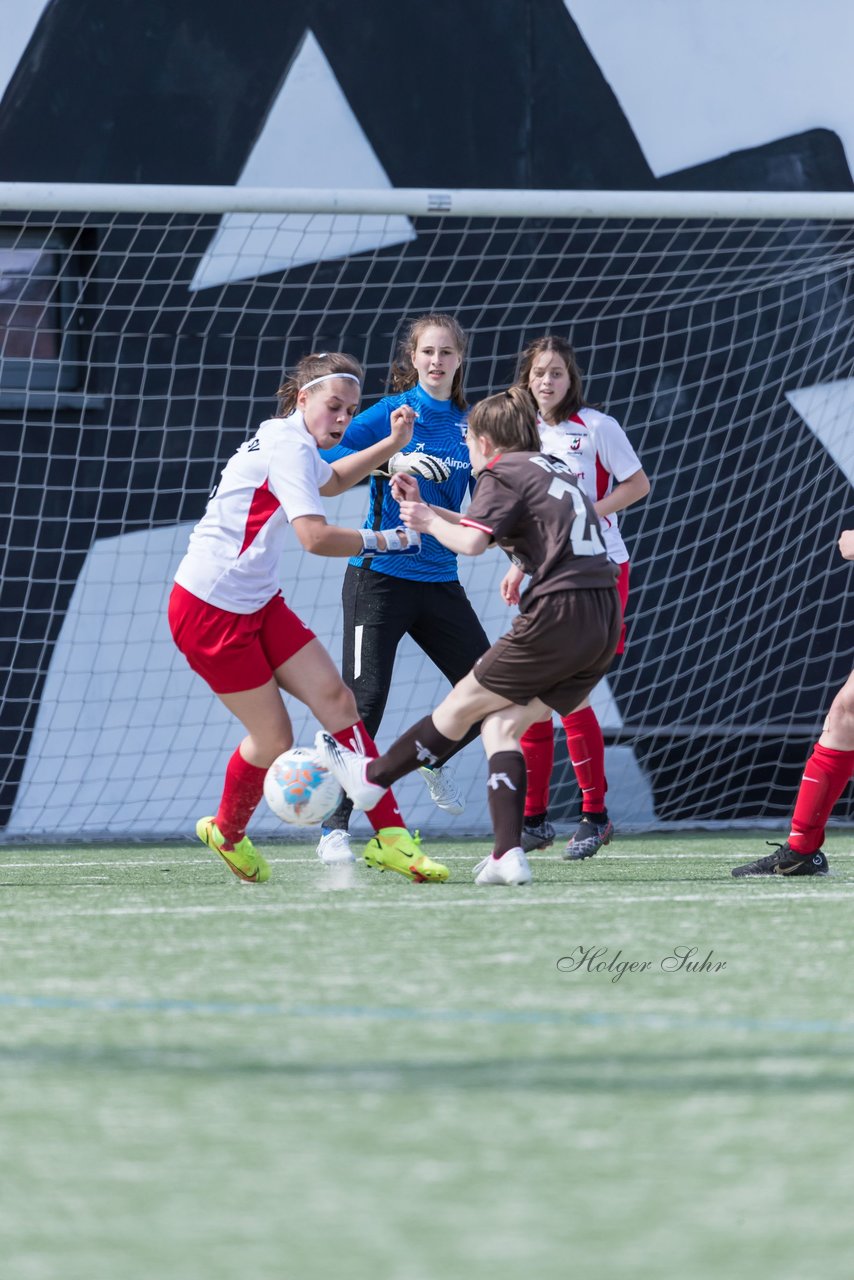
left=264, top=746, right=344, bottom=827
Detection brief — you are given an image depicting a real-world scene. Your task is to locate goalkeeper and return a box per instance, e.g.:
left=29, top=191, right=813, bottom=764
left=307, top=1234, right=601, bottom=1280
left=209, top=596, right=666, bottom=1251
left=316, top=313, right=491, bottom=868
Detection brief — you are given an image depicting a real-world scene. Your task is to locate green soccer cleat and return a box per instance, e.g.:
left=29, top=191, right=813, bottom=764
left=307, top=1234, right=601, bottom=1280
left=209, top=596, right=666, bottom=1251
left=195, top=816, right=271, bottom=883
left=363, top=827, right=449, bottom=883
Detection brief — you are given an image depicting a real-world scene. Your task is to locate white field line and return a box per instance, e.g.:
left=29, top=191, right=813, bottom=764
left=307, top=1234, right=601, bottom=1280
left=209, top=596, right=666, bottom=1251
left=0, top=851, right=825, bottom=869
left=0, top=890, right=852, bottom=920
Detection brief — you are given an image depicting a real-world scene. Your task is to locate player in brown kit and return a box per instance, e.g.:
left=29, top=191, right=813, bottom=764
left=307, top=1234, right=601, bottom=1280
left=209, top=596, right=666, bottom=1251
left=315, top=386, right=622, bottom=885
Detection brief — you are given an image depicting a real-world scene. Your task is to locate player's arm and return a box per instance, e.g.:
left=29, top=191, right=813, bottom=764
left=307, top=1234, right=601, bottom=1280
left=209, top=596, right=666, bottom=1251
left=398, top=500, right=489, bottom=556
left=500, top=563, right=526, bottom=606
left=290, top=515, right=419, bottom=558
left=592, top=466, right=650, bottom=521
left=390, top=473, right=463, bottom=521
left=839, top=529, right=854, bottom=560
left=320, top=406, right=416, bottom=496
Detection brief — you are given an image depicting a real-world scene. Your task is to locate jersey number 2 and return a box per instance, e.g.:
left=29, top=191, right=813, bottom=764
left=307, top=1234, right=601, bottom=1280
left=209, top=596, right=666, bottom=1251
left=547, top=478, right=606, bottom=556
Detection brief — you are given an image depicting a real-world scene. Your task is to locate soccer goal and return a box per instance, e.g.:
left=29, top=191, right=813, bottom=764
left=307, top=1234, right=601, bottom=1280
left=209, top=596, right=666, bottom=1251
left=2, top=182, right=854, bottom=840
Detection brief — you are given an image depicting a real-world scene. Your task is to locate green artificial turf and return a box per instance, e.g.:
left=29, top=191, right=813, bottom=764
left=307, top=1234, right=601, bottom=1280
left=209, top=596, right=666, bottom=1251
left=1, top=831, right=853, bottom=1280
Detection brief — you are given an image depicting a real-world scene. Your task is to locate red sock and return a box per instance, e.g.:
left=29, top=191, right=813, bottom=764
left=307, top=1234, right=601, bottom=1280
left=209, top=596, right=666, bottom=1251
left=788, top=741, right=854, bottom=854
left=216, top=748, right=267, bottom=846
left=333, top=721, right=404, bottom=832
left=520, top=720, right=554, bottom=817
left=562, top=706, right=606, bottom=814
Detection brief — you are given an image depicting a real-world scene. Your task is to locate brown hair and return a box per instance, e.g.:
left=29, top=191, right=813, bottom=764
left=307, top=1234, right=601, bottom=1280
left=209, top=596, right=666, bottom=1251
left=514, top=335, right=586, bottom=423
left=276, top=351, right=364, bottom=416
left=388, top=312, right=468, bottom=410
left=467, top=385, right=540, bottom=453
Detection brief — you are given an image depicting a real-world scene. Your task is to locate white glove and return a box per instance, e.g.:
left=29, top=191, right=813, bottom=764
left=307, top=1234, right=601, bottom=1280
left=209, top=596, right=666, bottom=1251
left=386, top=451, right=450, bottom=483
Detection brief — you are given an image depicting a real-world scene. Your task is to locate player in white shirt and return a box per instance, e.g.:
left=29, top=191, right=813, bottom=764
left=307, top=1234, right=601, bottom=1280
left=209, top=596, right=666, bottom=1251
left=168, top=351, right=449, bottom=885
left=502, top=335, right=650, bottom=860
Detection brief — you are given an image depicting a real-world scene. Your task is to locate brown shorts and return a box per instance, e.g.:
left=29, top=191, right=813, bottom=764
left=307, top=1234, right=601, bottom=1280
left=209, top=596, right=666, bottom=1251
left=473, top=587, right=621, bottom=716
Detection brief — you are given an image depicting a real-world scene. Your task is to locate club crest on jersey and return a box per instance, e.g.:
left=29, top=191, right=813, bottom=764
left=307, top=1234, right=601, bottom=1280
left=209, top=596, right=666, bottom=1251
left=568, top=435, right=583, bottom=452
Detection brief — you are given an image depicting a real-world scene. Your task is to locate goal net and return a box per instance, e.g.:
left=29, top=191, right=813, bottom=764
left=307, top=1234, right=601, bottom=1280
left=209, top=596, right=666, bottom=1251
left=2, top=183, right=854, bottom=840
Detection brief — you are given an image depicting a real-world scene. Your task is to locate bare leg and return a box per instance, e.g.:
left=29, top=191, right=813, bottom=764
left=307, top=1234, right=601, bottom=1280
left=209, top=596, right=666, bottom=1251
left=480, top=697, right=551, bottom=756
left=274, top=638, right=359, bottom=736
left=819, top=670, right=854, bottom=750
left=217, top=679, right=294, bottom=769
left=278, top=639, right=407, bottom=835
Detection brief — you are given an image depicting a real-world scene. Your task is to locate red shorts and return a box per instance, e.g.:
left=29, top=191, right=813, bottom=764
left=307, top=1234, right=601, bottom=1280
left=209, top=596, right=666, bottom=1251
left=168, top=583, right=316, bottom=695
left=614, top=561, right=630, bottom=655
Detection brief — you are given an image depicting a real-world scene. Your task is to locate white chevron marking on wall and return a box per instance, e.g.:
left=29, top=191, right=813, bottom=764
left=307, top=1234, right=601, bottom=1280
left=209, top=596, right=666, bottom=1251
left=567, top=0, right=854, bottom=179
left=5, top=489, right=657, bottom=837
left=189, top=28, right=415, bottom=291
left=786, top=379, right=854, bottom=486
left=0, top=0, right=50, bottom=102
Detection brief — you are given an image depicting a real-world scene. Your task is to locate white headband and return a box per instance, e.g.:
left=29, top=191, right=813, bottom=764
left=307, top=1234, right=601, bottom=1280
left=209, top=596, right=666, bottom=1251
left=300, top=372, right=361, bottom=392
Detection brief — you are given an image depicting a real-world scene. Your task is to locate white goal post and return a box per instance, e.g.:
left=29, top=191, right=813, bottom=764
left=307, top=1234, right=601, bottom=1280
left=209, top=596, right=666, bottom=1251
left=2, top=182, right=854, bottom=840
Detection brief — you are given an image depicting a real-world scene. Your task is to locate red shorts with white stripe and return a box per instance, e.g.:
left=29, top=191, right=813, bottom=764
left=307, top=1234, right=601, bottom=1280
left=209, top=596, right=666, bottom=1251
left=614, top=560, right=629, bottom=655
left=168, top=583, right=316, bottom=694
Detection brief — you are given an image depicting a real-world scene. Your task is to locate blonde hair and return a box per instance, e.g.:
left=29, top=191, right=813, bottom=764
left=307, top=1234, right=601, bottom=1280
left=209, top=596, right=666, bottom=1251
left=514, top=335, right=586, bottom=422
left=467, top=385, right=540, bottom=452
left=388, top=312, right=468, bottom=410
left=276, top=351, right=364, bottom=416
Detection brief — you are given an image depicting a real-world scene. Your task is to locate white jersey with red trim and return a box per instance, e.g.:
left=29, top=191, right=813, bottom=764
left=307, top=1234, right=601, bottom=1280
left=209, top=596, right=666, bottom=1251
left=174, top=412, right=333, bottom=613
left=537, top=406, right=642, bottom=564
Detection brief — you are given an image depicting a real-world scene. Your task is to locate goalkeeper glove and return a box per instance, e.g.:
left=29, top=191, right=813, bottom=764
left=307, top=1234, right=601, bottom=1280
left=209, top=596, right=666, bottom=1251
left=375, top=451, right=450, bottom=483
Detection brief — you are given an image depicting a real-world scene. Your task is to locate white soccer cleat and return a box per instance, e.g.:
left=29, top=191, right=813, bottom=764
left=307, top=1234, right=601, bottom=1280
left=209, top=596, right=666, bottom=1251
left=474, top=847, right=532, bottom=886
left=418, top=764, right=465, bottom=815
left=314, top=731, right=388, bottom=811
left=316, top=828, right=356, bottom=865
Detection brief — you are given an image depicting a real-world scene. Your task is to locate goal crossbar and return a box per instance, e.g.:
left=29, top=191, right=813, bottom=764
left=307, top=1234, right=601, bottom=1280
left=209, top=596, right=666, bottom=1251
left=3, top=182, right=854, bottom=221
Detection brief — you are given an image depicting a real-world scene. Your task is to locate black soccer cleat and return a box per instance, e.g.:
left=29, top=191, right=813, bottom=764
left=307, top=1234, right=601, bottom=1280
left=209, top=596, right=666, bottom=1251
left=731, top=842, right=829, bottom=878
left=563, top=815, right=614, bottom=861
left=520, top=817, right=556, bottom=853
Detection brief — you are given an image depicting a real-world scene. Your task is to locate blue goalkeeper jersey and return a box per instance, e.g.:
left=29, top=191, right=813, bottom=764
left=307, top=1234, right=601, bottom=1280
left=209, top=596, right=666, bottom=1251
left=322, top=383, right=472, bottom=582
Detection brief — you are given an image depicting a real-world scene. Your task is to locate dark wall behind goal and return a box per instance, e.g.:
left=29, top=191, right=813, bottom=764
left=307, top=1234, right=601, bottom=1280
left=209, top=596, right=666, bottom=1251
left=1, top=0, right=854, bottom=833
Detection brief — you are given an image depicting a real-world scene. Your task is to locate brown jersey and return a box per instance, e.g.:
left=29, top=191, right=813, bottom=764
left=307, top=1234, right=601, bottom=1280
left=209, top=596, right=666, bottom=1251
left=460, top=451, right=619, bottom=608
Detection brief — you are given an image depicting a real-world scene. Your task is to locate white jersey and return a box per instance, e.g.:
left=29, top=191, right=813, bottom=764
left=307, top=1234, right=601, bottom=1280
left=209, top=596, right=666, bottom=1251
left=537, top=406, right=642, bottom=564
left=174, top=412, right=333, bottom=612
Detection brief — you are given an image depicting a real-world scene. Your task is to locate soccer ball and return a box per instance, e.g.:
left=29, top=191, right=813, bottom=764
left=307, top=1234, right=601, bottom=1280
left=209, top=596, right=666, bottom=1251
left=264, top=746, right=343, bottom=827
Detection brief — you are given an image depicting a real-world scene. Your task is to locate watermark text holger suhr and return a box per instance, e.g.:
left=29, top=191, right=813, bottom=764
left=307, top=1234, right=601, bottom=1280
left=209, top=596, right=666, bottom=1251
left=557, top=945, right=726, bottom=983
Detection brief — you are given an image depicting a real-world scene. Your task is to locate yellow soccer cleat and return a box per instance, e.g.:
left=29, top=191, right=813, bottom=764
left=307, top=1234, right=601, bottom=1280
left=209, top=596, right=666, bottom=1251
left=195, top=816, right=271, bottom=883
left=363, top=827, right=449, bottom=883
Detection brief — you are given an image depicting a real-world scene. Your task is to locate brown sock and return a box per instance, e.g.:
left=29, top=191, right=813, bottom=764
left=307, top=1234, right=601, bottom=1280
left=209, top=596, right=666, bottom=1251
left=486, top=751, right=527, bottom=856
left=367, top=715, right=459, bottom=789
